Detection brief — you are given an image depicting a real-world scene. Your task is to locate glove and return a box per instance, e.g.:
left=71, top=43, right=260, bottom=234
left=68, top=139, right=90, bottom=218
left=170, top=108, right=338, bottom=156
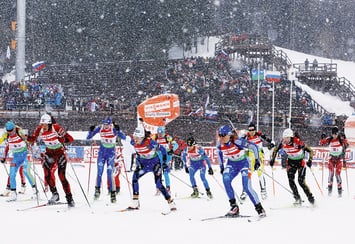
left=185, top=166, right=189, bottom=174
left=208, top=168, right=214, bottom=175
left=167, top=150, right=173, bottom=155
left=0, top=158, right=5, bottom=164
left=343, top=160, right=347, bottom=168
left=254, top=159, right=260, bottom=170
left=89, top=125, right=95, bottom=132
left=220, top=166, right=224, bottom=174
left=267, top=142, right=275, bottom=150
left=162, top=163, right=170, bottom=173
left=113, top=122, right=120, bottom=131
left=135, top=160, right=143, bottom=171
left=269, top=158, right=275, bottom=167
left=306, top=159, right=312, bottom=168
left=321, top=133, right=326, bottom=139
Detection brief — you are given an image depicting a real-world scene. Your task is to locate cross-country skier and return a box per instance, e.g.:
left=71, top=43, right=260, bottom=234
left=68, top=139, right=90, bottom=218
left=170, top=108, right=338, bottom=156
left=216, top=125, right=266, bottom=218
left=269, top=128, right=315, bottom=206
left=151, top=126, right=178, bottom=194
left=0, top=121, right=38, bottom=201
left=182, top=135, right=214, bottom=199
left=27, top=113, right=75, bottom=207
left=117, top=125, right=176, bottom=211
left=319, top=126, right=348, bottom=197
left=239, top=122, right=274, bottom=201
left=86, top=117, right=120, bottom=203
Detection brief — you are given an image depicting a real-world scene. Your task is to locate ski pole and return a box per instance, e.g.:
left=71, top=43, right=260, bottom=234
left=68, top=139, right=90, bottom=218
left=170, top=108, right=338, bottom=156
left=68, top=159, right=91, bottom=208
left=271, top=168, right=276, bottom=197
left=211, top=174, right=224, bottom=191
left=31, top=165, right=48, bottom=201
left=309, top=167, right=324, bottom=196
left=170, top=172, right=204, bottom=195
left=211, top=173, right=245, bottom=204
left=320, top=146, right=326, bottom=188
left=2, top=161, right=9, bottom=176
left=87, top=143, right=93, bottom=196
left=344, top=163, right=349, bottom=196
left=120, top=154, right=132, bottom=198
left=263, top=170, right=294, bottom=195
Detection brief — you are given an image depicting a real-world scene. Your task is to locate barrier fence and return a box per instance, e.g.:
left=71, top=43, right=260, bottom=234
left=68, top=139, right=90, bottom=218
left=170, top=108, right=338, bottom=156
left=1, top=146, right=354, bottom=168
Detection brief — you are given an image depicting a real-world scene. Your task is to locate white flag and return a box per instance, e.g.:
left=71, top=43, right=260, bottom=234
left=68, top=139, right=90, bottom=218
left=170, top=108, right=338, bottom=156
left=6, top=46, right=11, bottom=59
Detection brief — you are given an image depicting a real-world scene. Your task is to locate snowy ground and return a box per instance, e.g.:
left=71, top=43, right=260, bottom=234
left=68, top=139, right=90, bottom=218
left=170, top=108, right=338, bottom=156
left=0, top=161, right=353, bottom=244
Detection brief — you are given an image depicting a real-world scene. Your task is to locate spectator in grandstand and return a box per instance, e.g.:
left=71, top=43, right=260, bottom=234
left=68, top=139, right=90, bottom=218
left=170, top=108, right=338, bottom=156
left=304, top=58, right=309, bottom=71
left=312, top=59, right=318, bottom=71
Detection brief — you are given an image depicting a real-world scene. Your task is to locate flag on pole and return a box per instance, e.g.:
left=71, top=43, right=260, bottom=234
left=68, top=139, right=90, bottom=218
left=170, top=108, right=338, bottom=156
left=251, top=69, right=264, bottom=81
left=265, top=71, right=281, bottom=82
left=205, top=109, right=218, bottom=120
left=32, top=61, right=46, bottom=72
left=205, top=94, right=210, bottom=109
left=6, top=46, right=11, bottom=59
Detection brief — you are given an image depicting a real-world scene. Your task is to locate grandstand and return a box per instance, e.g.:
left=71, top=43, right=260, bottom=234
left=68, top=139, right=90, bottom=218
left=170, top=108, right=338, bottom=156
left=0, top=33, right=351, bottom=147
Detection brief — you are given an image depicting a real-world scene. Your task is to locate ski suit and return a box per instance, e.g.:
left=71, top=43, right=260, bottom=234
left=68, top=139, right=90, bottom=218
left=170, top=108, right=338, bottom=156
left=216, top=137, right=261, bottom=205
left=0, top=127, right=35, bottom=191
left=118, top=131, right=171, bottom=200
left=27, top=123, right=74, bottom=201
left=87, top=124, right=120, bottom=193
left=182, top=145, right=212, bottom=190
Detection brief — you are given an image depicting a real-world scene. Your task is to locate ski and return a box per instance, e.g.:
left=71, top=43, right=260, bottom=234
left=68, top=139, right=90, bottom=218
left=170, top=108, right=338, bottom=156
left=16, top=202, right=67, bottom=211
left=270, top=204, right=313, bottom=210
left=176, top=195, right=212, bottom=201
left=116, top=207, right=139, bottom=212
left=201, top=214, right=251, bottom=221
left=161, top=209, right=177, bottom=215
left=247, top=215, right=266, bottom=222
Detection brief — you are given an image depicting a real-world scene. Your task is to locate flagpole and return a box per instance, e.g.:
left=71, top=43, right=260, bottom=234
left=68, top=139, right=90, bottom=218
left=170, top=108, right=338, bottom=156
left=272, top=65, right=275, bottom=141
left=256, top=62, right=260, bottom=130
left=288, top=79, right=293, bottom=129
left=15, top=0, right=26, bottom=82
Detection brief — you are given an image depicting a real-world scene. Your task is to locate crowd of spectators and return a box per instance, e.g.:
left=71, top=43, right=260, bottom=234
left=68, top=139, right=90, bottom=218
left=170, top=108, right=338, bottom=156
left=0, top=37, right=347, bottom=146
left=0, top=78, right=65, bottom=111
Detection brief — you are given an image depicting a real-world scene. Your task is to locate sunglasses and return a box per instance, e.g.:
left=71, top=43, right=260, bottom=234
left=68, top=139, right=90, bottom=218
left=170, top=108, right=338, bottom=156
left=218, top=133, right=229, bottom=137
left=249, top=129, right=255, bottom=131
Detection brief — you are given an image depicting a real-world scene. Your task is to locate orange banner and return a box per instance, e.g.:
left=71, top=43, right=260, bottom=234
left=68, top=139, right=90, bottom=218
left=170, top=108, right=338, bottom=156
left=137, top=93, right=180, bottom=133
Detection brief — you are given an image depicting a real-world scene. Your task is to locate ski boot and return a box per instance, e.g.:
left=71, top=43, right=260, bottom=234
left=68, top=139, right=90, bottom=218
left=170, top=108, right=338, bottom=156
left=226, top=199, right=239, bottom=217
left=110, top=191, right=117, bottom=203
left=255, top=202, right=266, bottom=218
left=260, top=188, right=267, bottom=200
left=18, top=183, right=26, bottom=194
left=206, top=188, right=213, bottom=199
left=48, top=192, right=60, bottom=205
left=293, top=197, right=302, bottom=206
left=66, top=194, right=75, bottom=208
left=239, top=191, right=247, bottom=203
left=168, top=198, right=177, bottom=211
left=7, top=190, right=17, bottom=202
left=94, top=186, right=100, bottom=200
left=328, top=185, right=332, bottom=196
left=31, top=186, right=39, bottom=200
left=338, top=188, right=343, bottom=198
left=191, top=186, right=199, bottom=198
